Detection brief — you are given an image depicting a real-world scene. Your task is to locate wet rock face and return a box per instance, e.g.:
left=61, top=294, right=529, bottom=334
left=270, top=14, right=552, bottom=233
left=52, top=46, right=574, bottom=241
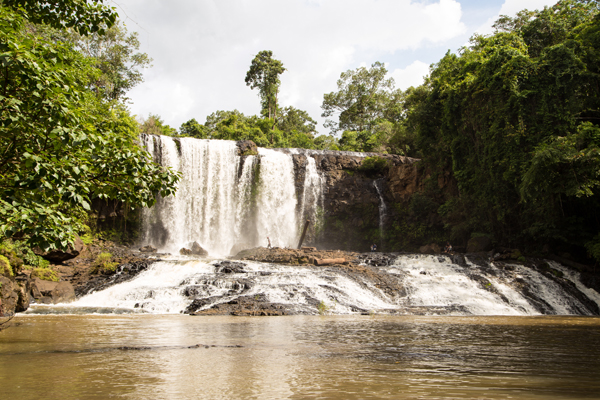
left=187, top=294, right=294, bottom=316
left=236, top=140, right=258, bottom=156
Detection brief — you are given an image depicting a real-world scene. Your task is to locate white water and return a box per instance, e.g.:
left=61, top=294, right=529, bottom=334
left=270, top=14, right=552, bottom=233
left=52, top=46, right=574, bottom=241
left=141, top=136, right=324, bottom=256
left=373, top=179, right=387, bottom=241
left=49, top=254, right=600, bottom=316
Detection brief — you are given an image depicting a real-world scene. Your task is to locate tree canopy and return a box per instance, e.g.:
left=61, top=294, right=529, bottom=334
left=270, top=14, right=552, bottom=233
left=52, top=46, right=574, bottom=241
left=0, top=4, right=179, bottom=250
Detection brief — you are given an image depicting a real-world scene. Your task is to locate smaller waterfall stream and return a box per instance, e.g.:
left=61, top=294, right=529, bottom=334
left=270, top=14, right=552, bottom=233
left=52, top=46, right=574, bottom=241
left=374, top=179, right=387, bottom=241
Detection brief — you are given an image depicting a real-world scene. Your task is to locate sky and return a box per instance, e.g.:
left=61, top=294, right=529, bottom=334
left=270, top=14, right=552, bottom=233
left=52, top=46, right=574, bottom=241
left=110, top=0, right=560, bottom=135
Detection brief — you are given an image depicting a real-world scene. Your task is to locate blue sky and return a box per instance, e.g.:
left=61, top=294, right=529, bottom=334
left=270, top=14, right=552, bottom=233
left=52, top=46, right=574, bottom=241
left=111, top=0, right=559, bottom=134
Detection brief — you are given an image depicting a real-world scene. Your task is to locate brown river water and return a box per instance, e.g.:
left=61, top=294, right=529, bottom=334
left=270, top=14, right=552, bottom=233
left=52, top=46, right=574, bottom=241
left=1, top=315, right=599, bottom=399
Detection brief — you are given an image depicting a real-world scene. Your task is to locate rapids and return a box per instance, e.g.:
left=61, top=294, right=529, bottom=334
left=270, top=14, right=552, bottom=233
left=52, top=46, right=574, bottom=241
left=29, top=254, right=600, bottom=316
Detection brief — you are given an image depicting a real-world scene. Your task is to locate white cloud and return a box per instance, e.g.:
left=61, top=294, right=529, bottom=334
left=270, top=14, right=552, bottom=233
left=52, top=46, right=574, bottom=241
left=113, top=0, right=467, bottom=132
left=390, top=60, right=431, bottom=90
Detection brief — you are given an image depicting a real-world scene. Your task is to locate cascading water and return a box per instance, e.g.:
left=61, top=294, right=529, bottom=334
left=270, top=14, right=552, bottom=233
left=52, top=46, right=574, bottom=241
left=46, top=135, right=599, bottom=317
left=48, top=253, right=600, bottom=316
left=300, top=155, right=324, bottom=227
left=140, top=135, right=324, bottom=256
left=373, top=179, right=387, bottom=241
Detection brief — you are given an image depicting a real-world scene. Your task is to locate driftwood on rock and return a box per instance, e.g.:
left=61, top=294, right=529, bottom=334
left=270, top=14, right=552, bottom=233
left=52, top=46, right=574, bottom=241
left=314, top=258, right=346, bottom=266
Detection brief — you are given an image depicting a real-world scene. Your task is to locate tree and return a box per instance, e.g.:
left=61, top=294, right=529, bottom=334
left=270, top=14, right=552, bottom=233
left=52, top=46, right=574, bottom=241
left=245, top=50, right=286, bottom=122
left=404, top=0, right=600, bottom=257
left=277, top=106, right=317, bottom=136
left=139, top=114, right=177, bottom=136
left=2, top=0, right=117, bottom=35
left=0, top=6, right=179, bottom=250
left=321, top=61, right=395, bottom=135
left=179, top=118, right=207, bottom=139
left=71, top=22, right=152, bottom=101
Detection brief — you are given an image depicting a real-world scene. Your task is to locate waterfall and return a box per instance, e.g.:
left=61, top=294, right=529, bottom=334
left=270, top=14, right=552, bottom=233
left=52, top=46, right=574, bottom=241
left=300, top=156, right=324, bottom=229
left=374, top=179, right=387, bottom=241
left=140, top=135, right=324, bottom=256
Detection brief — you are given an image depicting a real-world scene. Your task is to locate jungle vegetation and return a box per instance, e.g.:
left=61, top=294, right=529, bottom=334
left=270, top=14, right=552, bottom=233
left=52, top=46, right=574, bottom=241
left=2, top=0, right=600, bottom=265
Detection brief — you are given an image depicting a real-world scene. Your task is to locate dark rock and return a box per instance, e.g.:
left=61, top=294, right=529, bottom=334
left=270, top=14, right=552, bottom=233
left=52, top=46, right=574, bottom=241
left=419, top=243, right=441, bottom=254
left=51, top=281, right=76, bottom=303
left=139, top=245, right=157, bottom=253
left=188, top=294, right=294, bottom=316
left=180, top=248, right=192, bottom=255
left=191, top=242, right=208, bottom=256
left=0, top=276, right=20, bottom=315
left=467, top=237, right=492, bottom=253
left=214, top=261, right=246, bottom=274
left=237, top=140, right=258, bottom=156
left=36, top=236, right=84, bottom=263
left=31, top=278, right=58, bottom=298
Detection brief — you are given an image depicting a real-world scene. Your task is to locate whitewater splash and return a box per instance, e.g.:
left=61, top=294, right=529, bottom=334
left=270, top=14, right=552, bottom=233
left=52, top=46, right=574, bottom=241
left=47, top=254, right=600, bottom=316
left=140, top=136, right=324, bottom=256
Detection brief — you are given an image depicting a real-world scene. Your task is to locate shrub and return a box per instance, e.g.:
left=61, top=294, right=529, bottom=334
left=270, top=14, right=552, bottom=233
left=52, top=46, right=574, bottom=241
left=31, top=267, right=58, bottom=282
left=91, top=252, right=118, bottom=274
left=359, top=156, right=390, bottom=174
left=0, top=255, right=13, bottom=277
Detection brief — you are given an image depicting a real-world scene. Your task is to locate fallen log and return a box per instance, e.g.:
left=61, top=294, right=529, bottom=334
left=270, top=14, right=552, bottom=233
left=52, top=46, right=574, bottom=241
left=314, top=258, right=346, bottom=266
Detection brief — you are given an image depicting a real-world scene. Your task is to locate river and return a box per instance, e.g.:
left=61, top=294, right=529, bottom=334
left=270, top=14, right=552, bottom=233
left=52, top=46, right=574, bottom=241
left=1, top=315, right=599, bottom=399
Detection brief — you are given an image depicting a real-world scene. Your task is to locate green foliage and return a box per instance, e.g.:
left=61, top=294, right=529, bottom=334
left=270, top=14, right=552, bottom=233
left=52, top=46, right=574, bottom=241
left=179, top=118, right=207, bottom=139
left=317, top=300, right=329, bottom=315
left=403, top=0, right=600, bottom=255
left=3, top=0, right=118, bottom=35
left=91, top=251, right=117, bottom=274
left=313, top=135, right=340, bottom=151
left=0, top=7, right=180, bottom=251
left=31, top=267, right=58, bottom=282
left=0, top=255, right=13, bottom=277
left=245, top=50, right=286, bottom=121
left=359, top=156, right=390, bottom=174
left=67, top=21, right=152, bottom=101
left=321, top=62, right=396, bottom=135
left=139, top=114, right=177, bottom=136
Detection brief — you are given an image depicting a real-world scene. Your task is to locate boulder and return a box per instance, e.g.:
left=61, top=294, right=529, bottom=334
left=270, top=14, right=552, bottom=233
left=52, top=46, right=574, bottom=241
left=139, top=245, right=157, bottom=253
left=191, top=242, right=208, bottom=256
left=51, top=281, right=76, bottom=303
left=180, top=248, right=192, bottom=255
left=214, top=261, right=246, bottom=274
left=467, top=236, right=492, bottom=253
left=0, top=276, right=19, bottom=315
left=419, top=243, right=441, bottom=254
left=36, top=236, right=84, bottom=263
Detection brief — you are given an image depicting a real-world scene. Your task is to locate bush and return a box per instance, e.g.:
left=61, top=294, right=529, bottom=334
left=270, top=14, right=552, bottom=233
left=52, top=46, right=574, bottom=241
left=359, top=156, right=390, bottom=174
left=31, top=267, right=58, bottom=282
left=91, top=252, right=118, bottom=274
left=0, top=255, right=13, bottom=277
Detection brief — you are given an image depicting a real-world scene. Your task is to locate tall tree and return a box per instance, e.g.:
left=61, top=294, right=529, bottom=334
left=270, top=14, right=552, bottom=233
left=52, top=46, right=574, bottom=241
left=245, top=50, right=286, bottom=122
left=321, top=61, right=395, bottom=135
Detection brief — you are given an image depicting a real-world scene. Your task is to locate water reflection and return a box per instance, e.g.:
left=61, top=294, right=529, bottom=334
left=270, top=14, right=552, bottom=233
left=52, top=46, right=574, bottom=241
left=1, top=315, right=599, bottom=399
